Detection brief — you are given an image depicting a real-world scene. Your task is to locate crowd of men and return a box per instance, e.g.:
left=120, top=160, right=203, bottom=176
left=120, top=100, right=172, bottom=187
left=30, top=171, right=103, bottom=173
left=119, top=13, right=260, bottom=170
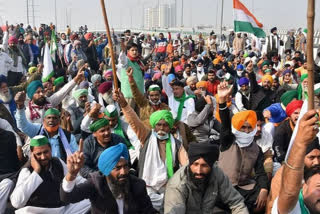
left=0, top=22, right=320, bottom=214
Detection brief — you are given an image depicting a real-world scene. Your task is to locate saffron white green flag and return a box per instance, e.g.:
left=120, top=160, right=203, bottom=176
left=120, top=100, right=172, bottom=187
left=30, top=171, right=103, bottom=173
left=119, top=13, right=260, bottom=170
left=50, top=30, right=57, bottom=62
left=233, top=0, right=266, bottom=38
left=42, top=42, right=54, bottom=82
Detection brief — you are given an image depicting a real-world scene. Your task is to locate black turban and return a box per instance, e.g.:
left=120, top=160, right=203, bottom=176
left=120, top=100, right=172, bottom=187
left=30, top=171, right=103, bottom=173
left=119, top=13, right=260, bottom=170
left=188, top=142, right=220, bottom=167
left=306, top=138, right=320, bottom=155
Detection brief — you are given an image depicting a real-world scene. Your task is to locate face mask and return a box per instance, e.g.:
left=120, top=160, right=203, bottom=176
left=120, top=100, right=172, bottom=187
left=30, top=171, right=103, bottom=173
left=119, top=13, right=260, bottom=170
left=154, top=130, right=169, bottom=140
left=44, top=124, right=59, bottom=133
left=149, top=97, right=161, bottom=106
left=237, top=70, right=243, bottom=77
left=197, top=66, right=203, bottom=72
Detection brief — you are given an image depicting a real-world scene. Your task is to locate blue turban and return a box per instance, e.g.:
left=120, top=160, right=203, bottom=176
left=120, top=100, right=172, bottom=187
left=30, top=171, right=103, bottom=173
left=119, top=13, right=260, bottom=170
left=144, top=73, right=152, bottom=80
left=168, top=74, right=176, bottom=84
left=0, top=75, right=7, bottom=85
left=27, top=80, right=43, bottom=99
left=239, top=77, right=249, bottom=86
left=98, top=143, right=129, bottom=176
left=237, top=64, right=244, bottom=70
left=283, top=69, right=292, bottom=76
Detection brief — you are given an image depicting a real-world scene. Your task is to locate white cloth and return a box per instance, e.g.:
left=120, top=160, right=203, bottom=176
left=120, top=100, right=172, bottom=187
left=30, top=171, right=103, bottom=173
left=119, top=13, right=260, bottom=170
left=0, top=118, right=22, bottom=146
left=232, top=126, right=257, bottom=148
left=271, top=197, right=301, bottom=214
left=235, top=91, right=249, bottom=112
left=142, top=131, right=176, bottom=191
left=0, top=51, right=14, bottom=77
left=256, top=122, right=275, bottom=153
left=0, top=179, right=14, bottom=214
left=10, top=158, right=90, bottom=213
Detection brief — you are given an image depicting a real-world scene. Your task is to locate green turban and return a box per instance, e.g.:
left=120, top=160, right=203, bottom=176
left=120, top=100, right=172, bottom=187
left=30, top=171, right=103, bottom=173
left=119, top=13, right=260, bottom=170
left=89, top=118, right=109, bottom=132
left=149, top=110, right=174, bottom=129
left=54, top=76, right=64, bottom=86
left=148, top=84, right=161, bottom=92
left=30, top=135, right=50, bottom=147
left=301, top=73, right=308, bottom=82
left=72, top=89, right=88, bottom=100
left=261, top=60, right=270, bottom=68
left=27, top=80, right=43, bottom=99
left=44, top=108, right=60, bottom=117
left=280, top=90, right=298, bottom=107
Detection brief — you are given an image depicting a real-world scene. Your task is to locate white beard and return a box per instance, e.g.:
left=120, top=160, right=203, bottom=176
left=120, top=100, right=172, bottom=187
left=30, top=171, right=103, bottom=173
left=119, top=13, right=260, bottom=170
left=102, top=92, right=114, bottom=104
left=0, top=91, right=12, bottom=103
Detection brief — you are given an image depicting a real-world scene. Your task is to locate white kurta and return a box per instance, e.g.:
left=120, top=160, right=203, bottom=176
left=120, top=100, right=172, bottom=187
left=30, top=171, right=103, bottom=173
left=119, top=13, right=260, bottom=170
left=10, top=158, right=91, bottom=214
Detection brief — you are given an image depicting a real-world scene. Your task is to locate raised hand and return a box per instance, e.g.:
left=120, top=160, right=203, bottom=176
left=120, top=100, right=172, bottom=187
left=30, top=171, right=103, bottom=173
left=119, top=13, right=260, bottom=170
left=113, top=88, right=127, bottom=108
left=217, top=81, right=233, bottom=104
left=14, top=91, right=26, bottom=109
left=295, top=109, right=319, bottom=146
left=88, top=103, right=101, bottom=119
left=66, top=151, right=84, bottom=181
left=126, top=67, right=133, bottom=78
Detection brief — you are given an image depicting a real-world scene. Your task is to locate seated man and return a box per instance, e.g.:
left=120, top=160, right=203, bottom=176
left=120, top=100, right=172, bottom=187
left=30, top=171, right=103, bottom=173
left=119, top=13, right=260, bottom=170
left=24, top=70, right=83, bottom=123
left=10, top=135, right=90, bottom=214
left=114, top=89, right=188, bottom=211
left=272, top=109, right=320, bottom=214
left=266, top=137, right=320, bottom=214
left=0, top=127, right=20, bottom=213
left=273, top=100, right=303, bottom=169
left=127, top=67, right=169, bottom=128
left=217, top=82, right=269, bottom=213
left=60, top=143, right=157, bottom=214
left=162, top=64, right=195, bottom=124
left=164, top=142, right=249, bottom=214
left=80, top=118, right=125, bottom=178
left=15, top=92, right=78, bottom=162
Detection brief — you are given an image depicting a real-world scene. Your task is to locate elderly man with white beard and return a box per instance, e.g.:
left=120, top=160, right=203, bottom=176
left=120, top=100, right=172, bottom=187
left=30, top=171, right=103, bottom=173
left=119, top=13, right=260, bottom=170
left=97, top=81, right=117, bottom=110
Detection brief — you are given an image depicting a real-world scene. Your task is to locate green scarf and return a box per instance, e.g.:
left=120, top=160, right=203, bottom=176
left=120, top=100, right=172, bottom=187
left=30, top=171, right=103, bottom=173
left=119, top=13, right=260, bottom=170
left=166, top=134, right=174, bottom=178
left=174, top=93, right=195, bottom=122
left=114, top=119, right=134, bottom=149
left=299, top=189, right=310, bottom=214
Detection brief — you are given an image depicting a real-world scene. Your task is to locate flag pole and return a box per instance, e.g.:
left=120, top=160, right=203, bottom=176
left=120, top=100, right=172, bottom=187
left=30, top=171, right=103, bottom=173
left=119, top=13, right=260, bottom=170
left=307, top=0, right=315, bottom=110
left=99, top=0, right=118, bottom=89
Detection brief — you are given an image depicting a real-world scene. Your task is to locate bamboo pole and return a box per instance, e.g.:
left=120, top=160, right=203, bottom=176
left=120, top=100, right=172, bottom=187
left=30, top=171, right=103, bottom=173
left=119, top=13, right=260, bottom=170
left=307, top=0, right=315, bottom=110
left=99, top=0, right=118, bottom=89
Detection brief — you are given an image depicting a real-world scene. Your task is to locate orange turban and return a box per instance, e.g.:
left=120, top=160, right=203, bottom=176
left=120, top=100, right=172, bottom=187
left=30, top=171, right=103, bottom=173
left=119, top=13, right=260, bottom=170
left=173, top=61, right=180, bottom=68
left=196, top=81, right=208, bottom=89
left=261, top=74, right=273, bottom=84
left=231, top=110, right=257, bottom=131
left=161, top=64, right=167, bottom=72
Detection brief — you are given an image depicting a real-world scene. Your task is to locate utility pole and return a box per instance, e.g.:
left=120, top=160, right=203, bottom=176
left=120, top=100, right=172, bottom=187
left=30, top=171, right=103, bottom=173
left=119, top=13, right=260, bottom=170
left=181, top=0, right=184, bottom=27
left=32, top=0, right=35, bottom=27
left=54, top=0, right=57, bottom=30
left=220, top=0, right=224, bottom=37
left=174, top=0, right=177, bottom=27
left=26, top=0, right=29, bottom=24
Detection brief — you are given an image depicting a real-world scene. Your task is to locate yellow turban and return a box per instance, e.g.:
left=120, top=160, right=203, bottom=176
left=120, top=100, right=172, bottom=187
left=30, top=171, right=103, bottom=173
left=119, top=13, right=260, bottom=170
left=161, top=64, right=167, bottom=72
left=231, top=110, right=257, bottom=131
left=261, top=74, right=273, bottom=84
left=196, top=81, right=208, bottom=89
left=173, top=61, right=180, bottom=68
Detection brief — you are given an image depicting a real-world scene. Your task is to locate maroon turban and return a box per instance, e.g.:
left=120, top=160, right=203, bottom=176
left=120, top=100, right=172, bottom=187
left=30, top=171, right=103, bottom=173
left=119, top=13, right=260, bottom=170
left=8, top=36, right=18, bottom=44
left=98, top=81, right=112, bottom=94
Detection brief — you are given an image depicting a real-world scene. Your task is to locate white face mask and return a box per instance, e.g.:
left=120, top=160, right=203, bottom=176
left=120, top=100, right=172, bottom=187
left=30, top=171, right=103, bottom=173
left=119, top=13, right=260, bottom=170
left=153, top=130, right=169, bottom=140
left=232, top=126, right=257, bottom=148
left=197, top=66, right=204, bottom=72
left=237, top=70, right=243, bottom=77
left=149, top=99, right=161, bottom=106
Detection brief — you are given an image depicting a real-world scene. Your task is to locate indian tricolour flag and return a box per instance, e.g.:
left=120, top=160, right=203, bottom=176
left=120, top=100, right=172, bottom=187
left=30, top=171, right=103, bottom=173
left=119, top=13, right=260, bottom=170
left=233, top=0, right=266, bottom=38
left=42, top=42, right=54, bottom=82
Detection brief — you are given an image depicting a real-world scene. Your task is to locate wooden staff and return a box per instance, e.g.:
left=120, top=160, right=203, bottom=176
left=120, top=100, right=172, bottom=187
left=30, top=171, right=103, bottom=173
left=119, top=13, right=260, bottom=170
left=307, top=0, right=315, bottom=110
left=100, top=0, right=118, bottom=89
left=78, top=138, right=84, bottom=152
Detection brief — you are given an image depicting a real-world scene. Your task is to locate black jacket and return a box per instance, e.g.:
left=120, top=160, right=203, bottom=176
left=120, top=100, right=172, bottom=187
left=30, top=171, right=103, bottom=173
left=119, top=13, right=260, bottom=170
left=273, top=119, right=293, bottom=163
left=60, top=171, right=157, bottom=214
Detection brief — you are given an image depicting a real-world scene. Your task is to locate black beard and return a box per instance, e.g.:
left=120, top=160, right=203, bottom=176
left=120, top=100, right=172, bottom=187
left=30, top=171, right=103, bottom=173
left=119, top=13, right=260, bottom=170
left=33, top=97, right=47, bottom=106
left=188, top=167, right=210, bottom=188
left=108, top=174, right=130, bottom=199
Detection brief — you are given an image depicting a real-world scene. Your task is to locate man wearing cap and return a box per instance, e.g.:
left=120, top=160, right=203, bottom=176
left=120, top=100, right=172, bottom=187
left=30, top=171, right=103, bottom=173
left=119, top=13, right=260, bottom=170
left=127, top=67, right=169, bottom=127
left=80, top=118, right=126, bottom=178
left=235, top=77, right=250, bottom=111
left=162, top=64, right=195, bottom=124
left=273, top=100, right=303, bottom=169
left=114, top=89, right=188, bottom=211
left=217, top=82, right=269, bottom=213
left=67, top=88, right=89, bottom=140
left=61, top=143, right=157, bottom=214
left=16, top=104, right=78, bottom=162
left=164, top=142, right=249, bottom=214
left=10, top=135, right=90, bottom=214
left=22, top=70, right=83, bottom=123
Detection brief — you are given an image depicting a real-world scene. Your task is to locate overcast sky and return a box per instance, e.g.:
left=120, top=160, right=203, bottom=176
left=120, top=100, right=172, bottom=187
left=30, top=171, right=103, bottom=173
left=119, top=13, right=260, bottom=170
left=0, top=0, right=319, bottom=32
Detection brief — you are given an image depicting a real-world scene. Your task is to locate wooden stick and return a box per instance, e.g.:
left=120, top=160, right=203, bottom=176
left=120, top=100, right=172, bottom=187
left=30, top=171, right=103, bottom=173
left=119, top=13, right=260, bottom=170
left=100, top=0, right=118, bottom=89
left=307, top=0, right=315, bottom=110
left=78, top=138, right=84, bottom=152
